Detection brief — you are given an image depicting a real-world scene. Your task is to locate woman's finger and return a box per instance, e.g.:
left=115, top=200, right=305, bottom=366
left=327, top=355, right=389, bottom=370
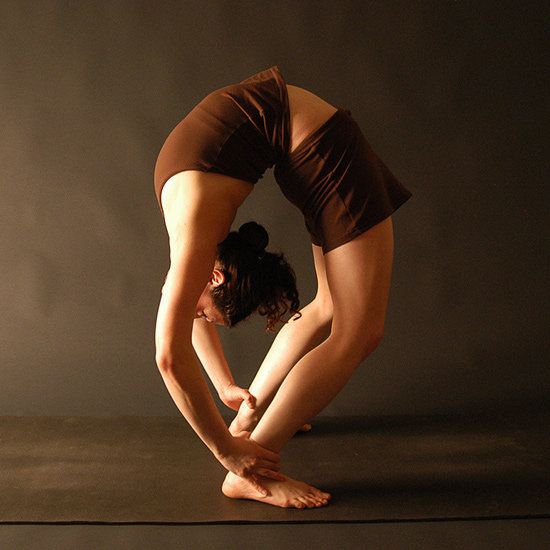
left=259, top=447, right=280, bottom=463
left=259, top=469, right=286, bottom=481
left=245, top=391, right=256, bottom=409
left=235, top=430, right=252, bottom=439
left=247, top=475, right=269, bottom=497
left=259, top=459, right=280, bottom=470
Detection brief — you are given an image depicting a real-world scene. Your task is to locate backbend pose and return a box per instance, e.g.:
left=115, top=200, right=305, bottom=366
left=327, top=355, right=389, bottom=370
left=153, top=66, right=412, bottom=509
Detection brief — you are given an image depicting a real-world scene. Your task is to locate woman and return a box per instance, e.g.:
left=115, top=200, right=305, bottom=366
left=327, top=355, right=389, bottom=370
left=153, top=66, right=412, bottom=509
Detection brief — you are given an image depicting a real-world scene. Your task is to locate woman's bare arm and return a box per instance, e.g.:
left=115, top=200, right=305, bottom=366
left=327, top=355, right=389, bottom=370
left=155, top=248, right=234, bottom=457
left=155, top=248, right=284, bottom=493
left=154, top=172, right=284, bottom=494
left=191, top=318, right=234, bottom=395
left=192, top=319, right=256, bottom=411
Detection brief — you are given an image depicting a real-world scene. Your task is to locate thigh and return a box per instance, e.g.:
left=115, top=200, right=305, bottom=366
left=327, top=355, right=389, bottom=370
left=311, top=243, right=333, bottom=315
left=324, top=216, right=394, bottom=354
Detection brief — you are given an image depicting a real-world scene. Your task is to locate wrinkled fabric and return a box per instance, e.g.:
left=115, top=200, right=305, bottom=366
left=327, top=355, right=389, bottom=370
left=154, top=66, right=289, bottom=215
left=274, top=108, right=412, bottom=253
left=153, top=65, right=412, bottom=253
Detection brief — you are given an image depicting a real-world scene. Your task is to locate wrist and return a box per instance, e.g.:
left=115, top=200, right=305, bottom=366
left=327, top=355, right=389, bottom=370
left=217, top=379, right=235, bottom=397
left=212, top=429, right=234, bottom=459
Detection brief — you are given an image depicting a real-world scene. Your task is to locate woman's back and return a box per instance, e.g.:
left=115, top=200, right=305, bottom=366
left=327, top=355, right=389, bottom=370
left=154, top=67, right=338, bottom=218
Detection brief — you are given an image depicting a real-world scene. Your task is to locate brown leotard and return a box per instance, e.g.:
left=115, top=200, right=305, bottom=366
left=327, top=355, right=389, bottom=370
left=154, top=66, right=412, bottom=254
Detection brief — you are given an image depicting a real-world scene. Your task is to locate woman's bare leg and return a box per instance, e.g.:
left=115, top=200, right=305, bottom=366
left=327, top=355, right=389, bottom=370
left=229, top=301, right=331, bottom=434
left=252, top=217, right=393, bottom=450
left=230, top=243, right=333, bottom=435
left=222, top=217, right=395, bottom=508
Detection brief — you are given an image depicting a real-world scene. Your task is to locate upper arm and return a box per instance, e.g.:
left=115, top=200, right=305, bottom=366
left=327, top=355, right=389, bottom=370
left=154, top=172, right=240, bottom=367
left=155, top=239, right=218, bottom=368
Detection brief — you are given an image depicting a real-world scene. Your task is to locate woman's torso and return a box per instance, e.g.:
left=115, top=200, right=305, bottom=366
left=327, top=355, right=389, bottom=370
left=286, top=84, right=338, bottom=154
left=200, top=83, right=337, bottom=208
left=159, top=81, right=339, bottom=213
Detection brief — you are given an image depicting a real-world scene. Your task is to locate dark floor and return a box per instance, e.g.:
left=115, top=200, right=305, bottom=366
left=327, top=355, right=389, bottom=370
left=0, top=519, right=548, bottom=550
left=2, top=412, right=549, bottom=524
left=1, top=411, right=548, bottom=549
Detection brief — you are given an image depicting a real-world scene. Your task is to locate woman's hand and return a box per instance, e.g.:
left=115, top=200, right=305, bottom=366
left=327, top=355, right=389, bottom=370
left=219, top=382, right=256, bottom=411
left=216, top=430, right=285, bottom=496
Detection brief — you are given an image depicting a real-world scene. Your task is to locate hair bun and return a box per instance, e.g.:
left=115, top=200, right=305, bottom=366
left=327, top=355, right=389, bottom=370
left=238, top=221, right=269, bottom=254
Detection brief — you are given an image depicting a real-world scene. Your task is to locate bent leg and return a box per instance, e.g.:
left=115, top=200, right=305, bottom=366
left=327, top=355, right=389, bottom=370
left=222, top=217, right=394, bottom=508
left=250, top=216, right=394, bottom=452
left=230, top=243, right=333, bottom=435
left=230, top=301, right=331, bottom=434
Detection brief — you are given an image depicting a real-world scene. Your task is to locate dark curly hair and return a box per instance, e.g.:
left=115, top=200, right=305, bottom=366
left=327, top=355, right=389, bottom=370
left=210, top=221, right=302, bottom=332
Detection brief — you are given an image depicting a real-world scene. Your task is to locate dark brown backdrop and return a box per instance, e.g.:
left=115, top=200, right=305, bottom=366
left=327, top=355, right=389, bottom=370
left=0, top=0, right=547, bottom=417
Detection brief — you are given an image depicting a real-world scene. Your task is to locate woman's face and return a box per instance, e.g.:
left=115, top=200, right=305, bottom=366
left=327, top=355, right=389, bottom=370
left=194, top=268, right=227, bottom=327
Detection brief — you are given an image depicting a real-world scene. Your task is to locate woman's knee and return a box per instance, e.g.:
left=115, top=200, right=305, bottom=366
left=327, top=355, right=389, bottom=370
left=328, top=326, right=384, bottom=364
left=322, top=218, right=394, bottom=360
left=306, top=297, right=333, bottom=327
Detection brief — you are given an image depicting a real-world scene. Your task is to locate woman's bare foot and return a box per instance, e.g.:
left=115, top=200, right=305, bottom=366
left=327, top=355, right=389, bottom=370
left=222, top=471, right=331, bottom=509
left=229, top=411, right=259, bottom=436
left=230, top=412, right=313, bottom=437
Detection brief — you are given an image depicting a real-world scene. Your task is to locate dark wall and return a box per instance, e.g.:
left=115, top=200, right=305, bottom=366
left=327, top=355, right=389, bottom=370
left=1, top=1, right=547, bottom=416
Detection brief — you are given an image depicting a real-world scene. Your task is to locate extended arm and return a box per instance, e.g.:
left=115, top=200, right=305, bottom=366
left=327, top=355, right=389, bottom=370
left=155, top=255, right=283, bottom=493
left=192, top=318, right=256, bottom=410
left=155, top=262, right=234, bottom=457
left=154, top=173, right=284, bottom=494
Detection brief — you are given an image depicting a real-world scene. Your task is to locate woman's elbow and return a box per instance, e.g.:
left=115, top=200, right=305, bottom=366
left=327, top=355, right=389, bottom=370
left=155, top=347, right=182, bottom=373
left=155, top=343, right=195, bottom=374
left=156, top=352, right=173, bottom=373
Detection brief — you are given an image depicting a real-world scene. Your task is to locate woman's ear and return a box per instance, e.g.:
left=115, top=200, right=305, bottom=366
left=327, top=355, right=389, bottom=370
left=211, top=268, right=226, bottom=286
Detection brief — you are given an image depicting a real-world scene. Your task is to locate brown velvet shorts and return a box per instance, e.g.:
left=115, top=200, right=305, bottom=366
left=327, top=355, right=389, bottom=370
left=154, top=66, right=412, bottom=254
left=274, top=107, right=413, bottom=253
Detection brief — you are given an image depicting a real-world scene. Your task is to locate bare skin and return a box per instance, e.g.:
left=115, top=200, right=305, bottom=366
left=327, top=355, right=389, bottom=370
left=222, top=471, right=331, bottom=509
left=220, top=218, right=393, bottom=508
left=226, top=84, right=336, bottom=440
left=286, top=84, right=338, bottom=153
left=230, top=412, right=311, bottom=436
left=157, top=81, right=394, bottom=509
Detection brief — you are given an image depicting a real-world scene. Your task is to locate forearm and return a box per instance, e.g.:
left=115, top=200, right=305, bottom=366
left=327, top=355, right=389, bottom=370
left=157, top=349, right=232, bottom=458
left=192, top=318, right=234, bottom=395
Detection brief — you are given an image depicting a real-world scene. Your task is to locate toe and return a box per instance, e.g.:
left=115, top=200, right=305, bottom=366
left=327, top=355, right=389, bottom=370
left=308, top=496, right=321, bottom=507
left=313, top=494, right=328, bottom=505
left=301, top=496, right=314, bottom=507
